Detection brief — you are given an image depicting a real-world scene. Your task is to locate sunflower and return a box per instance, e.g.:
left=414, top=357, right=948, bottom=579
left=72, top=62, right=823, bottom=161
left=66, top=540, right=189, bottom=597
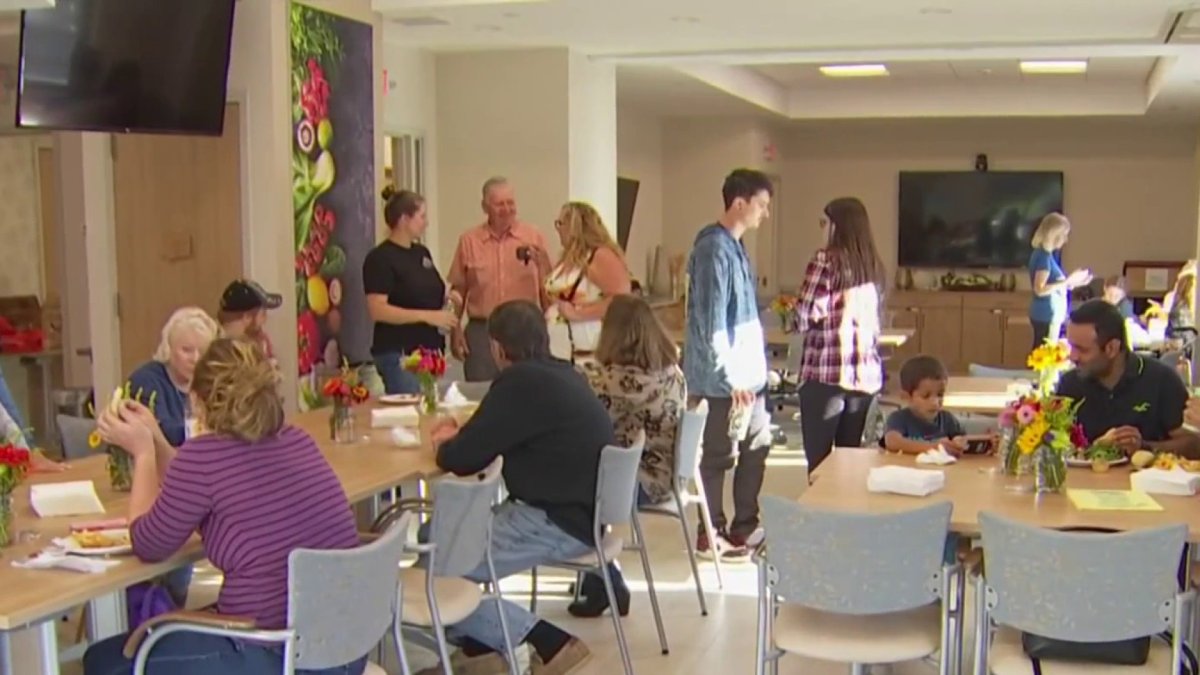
left=87, top=431, right=102, bottom=449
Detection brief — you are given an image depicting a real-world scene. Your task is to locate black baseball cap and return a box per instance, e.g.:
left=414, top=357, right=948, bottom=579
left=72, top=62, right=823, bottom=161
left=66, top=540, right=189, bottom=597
left=220, top=280, right=283, bottom=313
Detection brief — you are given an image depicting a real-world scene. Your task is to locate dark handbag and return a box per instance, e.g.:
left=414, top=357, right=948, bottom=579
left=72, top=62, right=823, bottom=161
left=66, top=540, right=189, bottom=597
left=1025, top=633, right=1197, bottom=674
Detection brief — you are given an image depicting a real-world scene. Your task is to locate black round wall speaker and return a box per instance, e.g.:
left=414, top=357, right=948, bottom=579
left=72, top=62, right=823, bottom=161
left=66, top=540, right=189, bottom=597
left=975, top=153, right=989, bottom=172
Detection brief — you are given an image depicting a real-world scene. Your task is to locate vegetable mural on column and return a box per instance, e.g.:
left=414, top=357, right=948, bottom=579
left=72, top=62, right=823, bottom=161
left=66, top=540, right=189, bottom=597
left=289, top=3, right=375, bottom=410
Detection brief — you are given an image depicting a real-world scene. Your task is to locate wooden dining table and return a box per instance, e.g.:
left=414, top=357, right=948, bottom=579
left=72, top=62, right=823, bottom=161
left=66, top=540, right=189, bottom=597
left=802, top=448, right=1200, bottom=540
left=0, top=402, right=444, bottom=675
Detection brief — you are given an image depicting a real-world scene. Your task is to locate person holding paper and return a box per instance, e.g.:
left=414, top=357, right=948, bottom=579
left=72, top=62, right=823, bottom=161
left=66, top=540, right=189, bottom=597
left=83, top=339, right=364, bottom=675
left=1057, top=300, right=1199, bottom=457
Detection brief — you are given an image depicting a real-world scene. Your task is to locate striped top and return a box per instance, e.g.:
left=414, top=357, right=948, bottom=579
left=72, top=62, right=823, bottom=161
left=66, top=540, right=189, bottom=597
left=131, top=425, right=358, bottom=629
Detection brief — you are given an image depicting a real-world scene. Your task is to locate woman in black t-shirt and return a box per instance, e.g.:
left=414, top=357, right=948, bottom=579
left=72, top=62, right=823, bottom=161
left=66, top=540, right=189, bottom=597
left=363, top=188, right=458, bottom=394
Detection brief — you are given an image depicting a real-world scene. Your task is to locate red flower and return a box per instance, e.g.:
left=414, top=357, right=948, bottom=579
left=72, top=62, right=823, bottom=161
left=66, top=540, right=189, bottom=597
left=1070, top=423, right=1089, bottom=449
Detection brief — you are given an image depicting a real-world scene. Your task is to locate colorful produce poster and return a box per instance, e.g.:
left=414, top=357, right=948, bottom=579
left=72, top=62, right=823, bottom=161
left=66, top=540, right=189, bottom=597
left=289, top=3, right=375, bottom=410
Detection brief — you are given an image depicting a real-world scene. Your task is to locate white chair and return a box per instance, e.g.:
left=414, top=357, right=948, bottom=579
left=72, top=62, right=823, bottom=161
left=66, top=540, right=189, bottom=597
left=639, top=399, right=724, bottom=610
left=531, top=436, right=667, bottom=675
left=757, top=497, right=963, bottom=675
left=125, top=514, right=413, bottom=675
left=373, top=457, right=518, bottom=675
left=974, top=513, right=1194, bottom=675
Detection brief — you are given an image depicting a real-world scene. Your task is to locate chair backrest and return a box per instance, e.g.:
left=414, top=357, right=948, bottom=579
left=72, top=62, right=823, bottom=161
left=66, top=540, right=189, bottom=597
left=673, top=400, right=708, bottom=483
left=428, top=456, right=504, bottom=578
left=287, top=512, right=412, bottom=670
left=967, top=364, right=1036, bottom=380
left=595, top=435, right=645, bottom=528
left=979, top=512, right=1185, bottom=642
left=761, top=496, right=950, bottom=615
left=56, top=414, right=96, bottom=460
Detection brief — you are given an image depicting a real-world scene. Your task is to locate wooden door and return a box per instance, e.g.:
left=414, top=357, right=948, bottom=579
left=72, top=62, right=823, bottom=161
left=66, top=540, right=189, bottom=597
left=919, top=306, right=965, bottom=372
left=1002, top=314, right=1035, bottom=369
left=113, top=103, right=243, bottom=371
left=960, top=307, right=1005, bottom=369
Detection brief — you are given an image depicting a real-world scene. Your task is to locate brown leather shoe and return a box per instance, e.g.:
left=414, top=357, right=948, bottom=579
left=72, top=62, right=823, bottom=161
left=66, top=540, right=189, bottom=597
left=532, top=638, right=591, bottom=675
left=415, top=649, right=510, bottom=675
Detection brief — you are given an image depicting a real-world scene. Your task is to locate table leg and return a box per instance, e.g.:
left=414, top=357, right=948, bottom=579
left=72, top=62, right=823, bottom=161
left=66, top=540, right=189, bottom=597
left=36, top=621, right=59, bottom=675
left=0, top=630, right=12, bottom=675
left=86, top=591, right=127, bottom=641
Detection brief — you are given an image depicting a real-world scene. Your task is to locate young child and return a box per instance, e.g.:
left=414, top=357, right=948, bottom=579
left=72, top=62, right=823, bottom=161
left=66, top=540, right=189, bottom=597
left=218, top=279, right=282, bottom=361
left=1103, top=275, right=1135, bottom=321
left=882, top=355, right=967, bottom=456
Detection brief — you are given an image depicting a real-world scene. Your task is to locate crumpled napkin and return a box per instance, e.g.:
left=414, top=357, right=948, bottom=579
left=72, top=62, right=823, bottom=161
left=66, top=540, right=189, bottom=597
left=916, top=445, right=957, bottom=466
left=12, top=551, right=121, bottom=574
left=390, top=426, right=420, bottom=448
left=443, top=382, right=469, bottom=407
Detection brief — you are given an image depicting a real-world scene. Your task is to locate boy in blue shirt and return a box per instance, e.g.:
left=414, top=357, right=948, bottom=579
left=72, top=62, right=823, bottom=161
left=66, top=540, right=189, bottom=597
left=882, top=355, right=968, bottom=456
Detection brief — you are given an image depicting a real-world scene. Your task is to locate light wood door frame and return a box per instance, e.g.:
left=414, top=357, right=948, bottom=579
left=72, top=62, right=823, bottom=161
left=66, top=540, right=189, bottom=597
left=112, top=103, right=243, bottom=371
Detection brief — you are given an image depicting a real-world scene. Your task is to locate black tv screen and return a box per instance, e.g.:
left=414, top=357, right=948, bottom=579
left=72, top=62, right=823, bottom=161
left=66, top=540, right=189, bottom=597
left=16, top=0, right=236, bottom=135
left=897, top=171, right=1064, bottom=269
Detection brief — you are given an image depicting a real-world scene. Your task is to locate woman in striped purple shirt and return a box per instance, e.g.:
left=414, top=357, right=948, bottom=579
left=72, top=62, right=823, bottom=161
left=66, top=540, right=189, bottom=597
left=83, top=338, right=364, bottom=675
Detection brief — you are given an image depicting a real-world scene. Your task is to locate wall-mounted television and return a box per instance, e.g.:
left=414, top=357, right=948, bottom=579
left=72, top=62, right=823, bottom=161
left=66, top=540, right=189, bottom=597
left=16, top=0, right=236, bottom=136
left=898, top=171, right=1064, bottom=269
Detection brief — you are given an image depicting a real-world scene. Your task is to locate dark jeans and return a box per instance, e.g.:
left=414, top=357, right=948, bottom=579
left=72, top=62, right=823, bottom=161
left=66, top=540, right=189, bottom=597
left=798, top=381, right=876, bottom=472
left=463, top=320, right=499, bottom=382
left=699, top=393, right=772, bottom=539
left=1031, top=317, right=1063, bottom=349
left=84, top=631, right=367, bottom=675
left=374, top=352, right=421, bottom=395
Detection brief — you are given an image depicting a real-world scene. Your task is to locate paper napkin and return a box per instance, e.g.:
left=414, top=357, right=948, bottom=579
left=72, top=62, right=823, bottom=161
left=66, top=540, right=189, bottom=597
left=916, top=446, right=957, bottom=466
left=866, top=466, right=946, bottom=497
left=30, top=481, right=105, bottom=518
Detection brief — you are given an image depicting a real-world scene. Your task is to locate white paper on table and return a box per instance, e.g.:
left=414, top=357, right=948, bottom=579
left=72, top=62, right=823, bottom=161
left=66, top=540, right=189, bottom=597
left=390, top=426, right=420, bottom=448
left=1130, top=468, right=1200, bottom=496
left=371, top=406, right=419, bottom=429
left=1145, top=268, right=1170, bottom=292
left=443, top=382, right=469, bottom=407
left=30, top=481, right=105, bottom=518
left=12, top=551, right=119, bottom=574
left=916, top=446, right=957, bottom=466
left=867, top=466, right=946, bottom=497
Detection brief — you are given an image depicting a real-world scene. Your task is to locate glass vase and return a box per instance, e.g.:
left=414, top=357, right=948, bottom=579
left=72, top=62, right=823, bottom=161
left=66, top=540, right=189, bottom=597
left=419, top=376, right=438, bottom=416
left=330, top=404, right=356, bottom=444
left=107, top=447, right=133, bottom=492
left=1034, top=446, right=1067, bottom=494
left=0, top=492, right=12, bottom=547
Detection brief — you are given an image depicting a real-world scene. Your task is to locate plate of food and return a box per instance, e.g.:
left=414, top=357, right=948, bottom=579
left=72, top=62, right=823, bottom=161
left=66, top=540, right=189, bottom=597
left=63, top=528, right=132, bottom=556
left=378, top=394, right=420, bottom=406
left=1131, top=450, right=1200, bottom=472
left=1066, top=442, right=1128, bottom=468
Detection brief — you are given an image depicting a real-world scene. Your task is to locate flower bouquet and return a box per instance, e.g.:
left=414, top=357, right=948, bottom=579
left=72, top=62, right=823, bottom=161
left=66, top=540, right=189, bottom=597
left=997, top=341, right=1078, bottom=493
left=88, top=384, right=157, bottom=492
left=770, top=294, right=799, bottom=333
left=0, top=443, right=30, bottom=546
left=322, top=361, right=369, bottom=444
left=403, top=348, right=447, bottom=415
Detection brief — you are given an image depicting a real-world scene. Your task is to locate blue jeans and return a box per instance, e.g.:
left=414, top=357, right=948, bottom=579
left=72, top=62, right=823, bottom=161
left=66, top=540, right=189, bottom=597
left=0, top=364, right=28, bottom=446
left=83, top=631, right=367, bottom=675
left=374, top=353, right=420, bottom=395
left=419, top=502, right=591, bottom=652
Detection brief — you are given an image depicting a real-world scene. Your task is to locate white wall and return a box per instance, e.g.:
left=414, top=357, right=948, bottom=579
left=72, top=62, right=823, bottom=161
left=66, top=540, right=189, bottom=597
left=616, top=107, right=663, bottom=288
left=382, top=44, right=440, bottom=262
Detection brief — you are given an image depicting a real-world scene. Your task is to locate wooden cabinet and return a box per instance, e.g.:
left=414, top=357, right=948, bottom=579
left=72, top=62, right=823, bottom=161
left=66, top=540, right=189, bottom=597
left=885, top=291, right=1031, bottom=376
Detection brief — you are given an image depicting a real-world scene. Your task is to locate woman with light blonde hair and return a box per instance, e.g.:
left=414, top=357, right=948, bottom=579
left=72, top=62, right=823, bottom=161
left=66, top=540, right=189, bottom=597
left=1165, top=260, right=1197, bottom=338
left=84, top=339, right=363, bottom=675
left=1028, top=212, right=1091, bottom=348
left=544, top=201, right=632, bottom=361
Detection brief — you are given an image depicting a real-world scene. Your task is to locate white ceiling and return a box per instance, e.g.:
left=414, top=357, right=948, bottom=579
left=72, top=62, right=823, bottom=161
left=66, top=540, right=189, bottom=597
left=379, top=0, right=1200, bottom=120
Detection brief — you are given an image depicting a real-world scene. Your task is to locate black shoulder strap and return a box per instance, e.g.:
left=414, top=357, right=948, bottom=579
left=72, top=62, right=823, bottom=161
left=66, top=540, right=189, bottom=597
left=566, top=249, right=598, bottom=302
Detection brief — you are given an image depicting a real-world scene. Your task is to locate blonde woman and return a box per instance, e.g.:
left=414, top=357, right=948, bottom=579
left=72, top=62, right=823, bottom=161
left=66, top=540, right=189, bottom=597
left=128, top=307, right=221, bottom=447
left=1165, top=260, right=1196, bottom=339
left=85, top=339, right=363, bottom=675
left=573, top=294, right=686, bottom=617
left=544, top=201, right=632, bottom=361
left=1028, top=213, right=1091, bottom=347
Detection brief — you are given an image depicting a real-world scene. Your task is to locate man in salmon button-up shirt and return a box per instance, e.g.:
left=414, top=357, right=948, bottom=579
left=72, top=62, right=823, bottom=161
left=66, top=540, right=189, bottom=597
left=448, top=177, right=551, bottom=381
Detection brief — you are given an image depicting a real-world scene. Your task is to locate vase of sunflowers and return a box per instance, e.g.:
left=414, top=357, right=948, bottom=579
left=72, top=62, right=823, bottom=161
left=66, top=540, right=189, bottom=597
left=88, top=384, right=158, bottom=492
left=998, top=340, right=1079, bottom=493
left=770, top=294, right=799, bottom=334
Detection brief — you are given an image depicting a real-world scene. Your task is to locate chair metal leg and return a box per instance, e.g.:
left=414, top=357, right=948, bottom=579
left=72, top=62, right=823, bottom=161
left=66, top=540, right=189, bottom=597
left=693, top=482, right=725, bottom=589
left=425, top=585, right=455, bottom=675
left=673, top=490, right=708, bottom=616
left=755, top=559, right=768, bottom=675
left=487, top=550, right=520, bottom=675
left=632, top=513, right=669, bottom=655
left=599, top=544, right=635, bottom=675
left=971, top=573, right=990, bottom=675
left=529, top=566, right=538, bottom=613
left=953, top=568, right=966, bottom=675
left=393, top=607, right=413, bottom=675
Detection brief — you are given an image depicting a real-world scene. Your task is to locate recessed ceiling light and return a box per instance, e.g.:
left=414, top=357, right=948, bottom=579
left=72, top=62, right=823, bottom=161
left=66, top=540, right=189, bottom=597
left=819, top=63, right=889, bottom=78
left=1020, top=60, right=1087, bottom=74
left=919, top=6, right=952, bottom=14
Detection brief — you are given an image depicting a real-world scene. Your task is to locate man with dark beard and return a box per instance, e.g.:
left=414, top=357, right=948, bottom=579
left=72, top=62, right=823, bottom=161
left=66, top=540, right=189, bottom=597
left=1056, top=300, right=1198, bottom=458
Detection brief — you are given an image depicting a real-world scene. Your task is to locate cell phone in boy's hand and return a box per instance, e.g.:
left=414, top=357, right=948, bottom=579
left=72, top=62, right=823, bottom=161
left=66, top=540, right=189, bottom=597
left=961, top=435, right=993, bottom=455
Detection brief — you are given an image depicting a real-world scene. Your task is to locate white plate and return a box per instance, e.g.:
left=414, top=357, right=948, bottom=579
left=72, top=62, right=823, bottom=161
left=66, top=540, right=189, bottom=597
left=1065, top=456, right=1129, bottom=468
left=63, top=528, right=132, bottom=556
left=379, top=394, right=420, bottom=406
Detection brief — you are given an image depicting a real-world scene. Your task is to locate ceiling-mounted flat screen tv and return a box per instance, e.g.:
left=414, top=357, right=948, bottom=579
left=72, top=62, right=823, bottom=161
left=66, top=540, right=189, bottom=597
left=898, top=171, right=1064, bottom=269
left=16, top=0, right=236, bottom=135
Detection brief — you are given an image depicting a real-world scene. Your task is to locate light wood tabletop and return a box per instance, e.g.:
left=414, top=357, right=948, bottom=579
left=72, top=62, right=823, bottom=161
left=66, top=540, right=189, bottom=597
left=0, top=403, right=440, bottom=631
left=801, top=448, right=1200, bottom=541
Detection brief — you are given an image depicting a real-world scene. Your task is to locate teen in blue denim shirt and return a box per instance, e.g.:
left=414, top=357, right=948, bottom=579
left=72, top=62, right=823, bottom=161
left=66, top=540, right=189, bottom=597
left=683, top=168, right=773, bottom=561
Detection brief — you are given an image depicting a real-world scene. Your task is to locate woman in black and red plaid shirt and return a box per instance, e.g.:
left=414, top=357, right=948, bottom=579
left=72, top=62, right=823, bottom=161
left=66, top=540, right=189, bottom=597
left=795, top=197, right=887, bottom=470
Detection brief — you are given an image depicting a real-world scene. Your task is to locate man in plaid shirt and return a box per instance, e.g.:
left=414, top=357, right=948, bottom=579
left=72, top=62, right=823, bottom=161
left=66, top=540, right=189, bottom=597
left=683, top=168, right=773, bottom=561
